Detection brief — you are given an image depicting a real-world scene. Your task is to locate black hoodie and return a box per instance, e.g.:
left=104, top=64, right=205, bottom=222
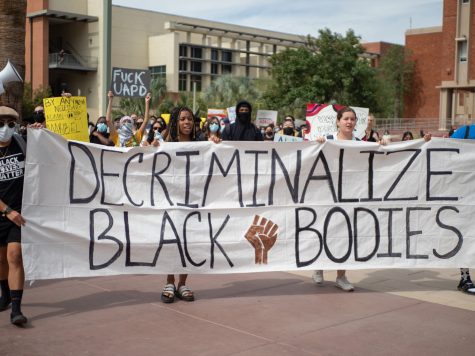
left=222, top=100, right=263, bottom=141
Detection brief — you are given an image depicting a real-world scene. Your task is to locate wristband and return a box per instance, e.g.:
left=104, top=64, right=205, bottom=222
left=1, top=206, right=13, bottom=217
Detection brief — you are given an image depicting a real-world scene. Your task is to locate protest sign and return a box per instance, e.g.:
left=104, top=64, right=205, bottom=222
left=227, top=106, right=236, bottom=123
left=22, top=130, right=475, bottom=280
left=305, top=104, right=369, bottom=141
left=274, top=133, right=303, bottom=142
left=43, top=96, right=89, bottom=142
left=111, top=67, right=151, bottom=98
left=256, top=110, right=278, bottom=128
left=207, top=108, right=228, bottom=120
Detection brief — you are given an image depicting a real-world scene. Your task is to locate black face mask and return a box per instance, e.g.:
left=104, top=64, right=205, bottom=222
left=283, top=127, right=294, bottom=136
left=237, top=112, right=251, bottom=123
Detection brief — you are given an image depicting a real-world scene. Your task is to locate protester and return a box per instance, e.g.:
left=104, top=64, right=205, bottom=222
left=106, top=91, right=151, bottom=147
left=278, top=117, right=298, bottom=137
left=143, top=116, right=167, bottom=147
left=0, top=106, right=28, bottom=325
left=201, top=116, right=222, bottom=143
left=362, top=113, right=379, bottom=142
left=89, top=116, right=114, bottom=146
left=221, top=101, right=263, bottom=141
left=219, top=117, right=230, bottom=133
left=161, top=106, right=200, bottom=303
left=263, top=124, right=275, bottom=141
left=402, top=131, right=414, bottom=141
left=449, top=123, right=475, bottom=295
left=312, top=107, right=361, bottom=292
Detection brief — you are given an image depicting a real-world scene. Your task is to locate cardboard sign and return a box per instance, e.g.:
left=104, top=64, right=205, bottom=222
left=256, top=110, right=278, bottom=128
left=207, top=108, right=228, bottom=120
left=111, top=67, right=151, bottom=98
left=22, top=130, right=475, bottom=279
left=43, top=96, right=89, bottom=142
left=305, top=104, right=369, bottom=141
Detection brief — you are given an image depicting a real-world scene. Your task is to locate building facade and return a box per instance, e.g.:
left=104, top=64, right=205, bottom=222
left=25, top=0, right=305, bottom=119
left=405, top=0, right=475, bottom=130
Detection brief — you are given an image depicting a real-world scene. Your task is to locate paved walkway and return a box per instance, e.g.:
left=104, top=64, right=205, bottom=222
left=1, top=269, right=474, bottom=356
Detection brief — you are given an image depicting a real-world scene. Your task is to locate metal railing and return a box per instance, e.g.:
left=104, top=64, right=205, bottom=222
left=48, top=52, right=98, bottom=71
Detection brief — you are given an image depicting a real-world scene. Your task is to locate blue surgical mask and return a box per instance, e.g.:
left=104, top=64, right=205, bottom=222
left=97, top=123, right=107, bottom=133
left=209, top=123, right=219, bottom=133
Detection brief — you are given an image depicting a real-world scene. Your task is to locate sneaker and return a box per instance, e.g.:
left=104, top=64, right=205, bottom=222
left=335, top=276, right=355, bottom=292
left=0, top=297, right=11, bottom=312
left=312, top=270, right=324, bottom=285
left=458, top=278, right=475, bottom=295
left=10, top=312, right=27, bottom=326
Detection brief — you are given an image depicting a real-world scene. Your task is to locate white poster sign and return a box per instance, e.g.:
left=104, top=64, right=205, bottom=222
left=22, top=130, right=475, bottom=280
left=256, top=110, right=278, bottom=128
left=274, top=133, right=303, bottom=142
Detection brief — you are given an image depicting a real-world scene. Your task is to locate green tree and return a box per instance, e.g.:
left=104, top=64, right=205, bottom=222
left=376, top=46, right=415, bottom=118
left=263, top=28, right=380, bottom=115
left=22, top=83, right=52, bottom=121
left=202, top=75, right=261, bottom=110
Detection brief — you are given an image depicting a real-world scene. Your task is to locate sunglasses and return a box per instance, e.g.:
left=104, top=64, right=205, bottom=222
left=0, top=122, right=16, bottom=128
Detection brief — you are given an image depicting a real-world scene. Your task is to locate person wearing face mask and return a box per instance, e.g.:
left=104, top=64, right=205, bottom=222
left=263, top=124, right=275, bottom=141
left=144, top=118, right=167, bottom=147
left=278, top=118, right=298, bottom=137
left=106, top=91, right=151, bottom=147
left=221, top=101, right=263, bottom=141
left=202, top=116, right=222, bottom=143
left=0, top=106, right=29, bottom=326
left=89, top=116, right=114, bottom=146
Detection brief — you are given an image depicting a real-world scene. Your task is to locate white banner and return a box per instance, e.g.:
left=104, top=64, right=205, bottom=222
left=22, top=129, right=475, bottom=280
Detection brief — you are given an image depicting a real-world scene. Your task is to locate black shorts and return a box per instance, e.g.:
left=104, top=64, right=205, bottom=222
left=0, top=221, right=21, bottom=246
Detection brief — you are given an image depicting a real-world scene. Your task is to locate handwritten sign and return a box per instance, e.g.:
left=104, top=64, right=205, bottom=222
left=22, top=130, right=475, bottom=279
left=111, top=67, right=150, bottom=98
left=256, top=110, right=278, bottom=128
left=43, top=96, right=89, bottom=142
left=305, top=104, right=369, bottom=141
left=274, top=133, right=303, bottom=142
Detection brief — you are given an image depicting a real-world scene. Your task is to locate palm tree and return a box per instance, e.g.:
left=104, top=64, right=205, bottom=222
left=202, top=75, right=261, bottom=109
left=0, top=0, right=26, bottom=111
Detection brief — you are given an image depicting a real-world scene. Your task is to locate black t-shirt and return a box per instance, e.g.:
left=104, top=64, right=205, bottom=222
left=0, top=139, right=25, bottom=215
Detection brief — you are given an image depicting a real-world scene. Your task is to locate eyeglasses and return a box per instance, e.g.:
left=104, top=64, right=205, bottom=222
left=0, top=122, right=16, bottom=128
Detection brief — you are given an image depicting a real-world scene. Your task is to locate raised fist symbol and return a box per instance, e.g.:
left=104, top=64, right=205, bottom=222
left=244, top=215, right=278, bottom=264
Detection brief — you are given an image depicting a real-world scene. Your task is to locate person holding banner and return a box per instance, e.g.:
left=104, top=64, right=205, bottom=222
left=0, top=106, right=28, bottom=325
left=221, top=101, right=263, bottom=141
left=161, top=106, right=199, bottom=303
left=106, top=91, right=151, bottom=147
left=312, top=107, right=361, bottom=292
left=201, top=116, right=222, bottom=143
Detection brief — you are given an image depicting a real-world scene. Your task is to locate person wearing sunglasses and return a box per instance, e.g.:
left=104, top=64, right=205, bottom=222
left=0, top=106, right=28, bottom=326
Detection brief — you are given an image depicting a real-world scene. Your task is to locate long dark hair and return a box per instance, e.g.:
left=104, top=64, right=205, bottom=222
left=166, top=106, right=195, bottom=142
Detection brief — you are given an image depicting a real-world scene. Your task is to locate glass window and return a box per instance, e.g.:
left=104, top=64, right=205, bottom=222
left=211, top=63, right=219, bottom=74
left=179, top=74, right=187, bottom=91
left=222, top=50, right=232, bottom=62
left=179, top=45, right=188, bottom=57
left=179, top=60, right=187, bottom=71
left=211, top=49, right=219, bottom=61
left=462, top=0, right=469, bottom=4
left=190, top=75, right=202, bottom=91
left=459, top=40, right=468, bottom=62
left=149, top=65, right=166, bottom=79
left=191, top=47, right=202, bottom=59
left=191, top=61, right=202, bottom=73
left=222, top=64, right=232, bottom=74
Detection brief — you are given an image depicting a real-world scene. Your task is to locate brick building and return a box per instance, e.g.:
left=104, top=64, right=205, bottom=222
left=405, top=0, right=475, bottom=131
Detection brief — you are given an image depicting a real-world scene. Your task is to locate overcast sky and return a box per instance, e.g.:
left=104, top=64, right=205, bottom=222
left=112, top=0, right=443, bottom=45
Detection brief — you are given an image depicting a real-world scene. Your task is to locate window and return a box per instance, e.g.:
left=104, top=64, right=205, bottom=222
left=179, top=74, right=187, bottom=91
left=459, top=40, right=468, bottom=62
left=222, top=64, right=232, bottom=74
left=179, top=45, right=188, bottom=58
left=211, top=63, right=219, bottom=74
left=211, top=49, right=219, bottom=61
left=190, top=75, right=202, bottom=91
left=191, top=47, right=202, bottom=59
left=462, top=0, right=470, bottom=4
left=150, top=65, right=166, bottom=79
left=179, top=60, right=187, bottom=71
left=222, top=50, right=232, bottom=62
left=190, top=61, right=202, bottom=73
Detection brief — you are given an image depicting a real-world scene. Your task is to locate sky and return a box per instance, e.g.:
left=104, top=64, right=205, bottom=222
left=112, top=0, right=443, bottom=45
